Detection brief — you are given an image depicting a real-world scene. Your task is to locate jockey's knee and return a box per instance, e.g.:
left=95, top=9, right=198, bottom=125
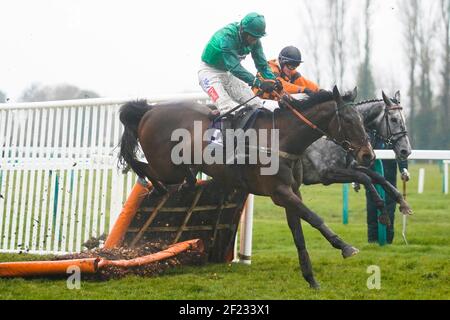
left=215, top=99, right=237, bottom=115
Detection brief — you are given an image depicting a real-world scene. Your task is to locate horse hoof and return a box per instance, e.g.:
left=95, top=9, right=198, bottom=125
left=309, top=281, right=320, bottom=290
left=378, top=215, right=391, bottom=226
left=342, top=245, right=359, bottom=259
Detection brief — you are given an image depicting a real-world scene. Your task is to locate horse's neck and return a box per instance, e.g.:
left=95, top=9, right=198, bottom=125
left=275, top=102, right=336, bottom=155
left=356, top=101, right=385, bottom=130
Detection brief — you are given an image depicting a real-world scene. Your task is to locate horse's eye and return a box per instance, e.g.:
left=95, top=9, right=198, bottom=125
left=341, top=140, right=351, bottom=150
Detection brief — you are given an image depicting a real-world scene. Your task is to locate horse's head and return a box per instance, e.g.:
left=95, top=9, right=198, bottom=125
left=329, top=86, right=375, bottom=167
left=379, top=91, right=411, bottom=161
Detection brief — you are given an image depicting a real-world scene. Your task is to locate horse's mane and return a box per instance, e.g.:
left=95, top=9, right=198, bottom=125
left=354, top=99, right=382, bottom=106
left=354, top=97, right=399, bottom=106
left=287, top=90, right=334, bottom=111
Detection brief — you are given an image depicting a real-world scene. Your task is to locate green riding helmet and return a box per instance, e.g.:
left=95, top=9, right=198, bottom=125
left=240, top=12, right=266, bottom=38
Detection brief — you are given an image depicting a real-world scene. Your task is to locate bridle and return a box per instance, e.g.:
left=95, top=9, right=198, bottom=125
left=334, top=101, right=362, bottom=152
left=273, top=91, right=368, bottom=154
left=372, top=102, right=408, bottom=147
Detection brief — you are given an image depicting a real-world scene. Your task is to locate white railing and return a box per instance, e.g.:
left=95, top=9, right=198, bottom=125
left=0, top=93, right=208, bottom=255
left=375, top=150, right=450, bottom=160
left=3, top=93, right=447, bottom=259
left=375, top=150, right=450, bottom=194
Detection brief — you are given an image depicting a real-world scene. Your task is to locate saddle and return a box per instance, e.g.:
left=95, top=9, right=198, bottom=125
left=208, top=106, right=267, bottom=148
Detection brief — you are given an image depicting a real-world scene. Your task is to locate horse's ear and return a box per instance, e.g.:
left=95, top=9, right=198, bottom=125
left=382, top=91, right=393, bottom=107
left=394, top=90, right=401, bottom=103
left=333, top=85, right=343, bottom=105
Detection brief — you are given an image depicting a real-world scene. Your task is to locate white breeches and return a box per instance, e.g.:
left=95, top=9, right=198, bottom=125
left=198, top=62, right=263, bottom=114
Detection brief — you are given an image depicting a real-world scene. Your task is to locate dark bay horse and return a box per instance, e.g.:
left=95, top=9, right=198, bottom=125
left=299, top=91, right=413, bottom=223
left=118, top=86, right=375, bottom=288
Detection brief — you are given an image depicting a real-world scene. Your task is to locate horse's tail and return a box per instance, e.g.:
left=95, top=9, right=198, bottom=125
left=118, top=100, right=152, bottom=178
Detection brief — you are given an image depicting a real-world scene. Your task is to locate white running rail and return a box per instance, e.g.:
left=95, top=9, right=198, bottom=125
left=0, top=93, right=208, bottom=255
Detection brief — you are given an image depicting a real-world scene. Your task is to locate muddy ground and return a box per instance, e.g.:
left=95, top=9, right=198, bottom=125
left=54, top=240, right=206, bottom=280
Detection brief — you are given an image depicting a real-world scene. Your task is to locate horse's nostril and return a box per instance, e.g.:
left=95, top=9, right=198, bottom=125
left=400, top=149, right=408, bottom=155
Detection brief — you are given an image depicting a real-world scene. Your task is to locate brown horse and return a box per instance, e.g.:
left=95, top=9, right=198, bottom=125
left=118, top=86, right=375, bottom=288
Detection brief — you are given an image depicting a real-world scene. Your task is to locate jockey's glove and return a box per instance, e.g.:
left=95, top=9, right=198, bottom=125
left=303, top=88, right=314, bottom=96
left=257, top=79, right=278, bottom=93
left=274, top=79, right=283, bottom=91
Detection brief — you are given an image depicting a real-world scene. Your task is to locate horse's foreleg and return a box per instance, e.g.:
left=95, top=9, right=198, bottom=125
left=272, top=185, right=358, bottom=259
left=285, top=209, right=319, bottom=289
left=321, top=168, right=392, bottom=226
left=354, top=166, right=412, bottom=215
left=285, top=190, right=319, bottom=289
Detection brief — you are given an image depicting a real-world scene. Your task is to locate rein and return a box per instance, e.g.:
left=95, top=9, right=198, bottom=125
left=272, top=91, right=360, bottom=153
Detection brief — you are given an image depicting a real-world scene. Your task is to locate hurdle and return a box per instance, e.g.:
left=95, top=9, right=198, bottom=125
left=121, top=179, right=249, bottom=263
left=0, top=176, right=249, bottom=278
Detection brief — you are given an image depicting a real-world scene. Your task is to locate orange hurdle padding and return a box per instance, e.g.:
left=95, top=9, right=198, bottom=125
left=0, top=258, right=99, bottom=277
left=104, top=180, right=152, bottom=249
left=0, top=239, right=203, bottom=278
left=98, top=239, right=204, bottom=268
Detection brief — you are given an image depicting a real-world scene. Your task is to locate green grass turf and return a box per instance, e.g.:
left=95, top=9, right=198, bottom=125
left=0, top=163, right=448, bottom=300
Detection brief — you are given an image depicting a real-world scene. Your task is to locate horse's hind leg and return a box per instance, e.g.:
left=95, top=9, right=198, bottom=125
left=133, top=161, right=168, bottom=195
left=285, top=205, right=320, bottom=289
left=180, top=166, right=198, bottom=192
left=321, top=168, right=391, bottom=226
left=354, top=166, right=412, bottom=215
left=272, top=184, right=358, bottom=259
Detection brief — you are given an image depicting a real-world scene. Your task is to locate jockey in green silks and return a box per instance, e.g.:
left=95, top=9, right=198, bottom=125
left=198, top=12, right=281, bottom=116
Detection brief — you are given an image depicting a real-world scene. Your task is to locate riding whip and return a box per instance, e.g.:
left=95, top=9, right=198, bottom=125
left=214, top=93, right=260, bottom=122
left=401, top=169, right=408, bottom=245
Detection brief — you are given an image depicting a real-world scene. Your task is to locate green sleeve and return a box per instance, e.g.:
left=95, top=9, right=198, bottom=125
left=221, top=35, right=256, bottom=86
left=251, top=40, right=275, bottom=80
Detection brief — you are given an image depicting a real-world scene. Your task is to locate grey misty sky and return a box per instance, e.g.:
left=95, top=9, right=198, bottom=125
left=0, top=0, right=405, bottom=102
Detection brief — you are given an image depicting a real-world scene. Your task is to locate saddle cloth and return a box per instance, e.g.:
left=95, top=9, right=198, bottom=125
left=208, top=106, right=267, bottom=144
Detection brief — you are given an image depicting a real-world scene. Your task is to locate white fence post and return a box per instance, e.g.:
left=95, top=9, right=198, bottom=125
left=239, top=194, right=254, bottom=265
left=418, top=168, right=425, bottom=194
left=444, top=160, right=449, bottom=195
